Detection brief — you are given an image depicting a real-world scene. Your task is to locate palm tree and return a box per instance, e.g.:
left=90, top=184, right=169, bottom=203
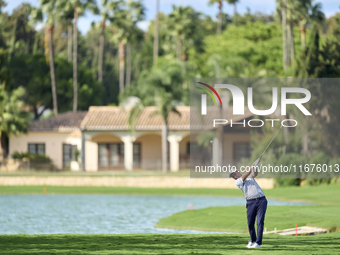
left=124, top=60, right=185, bottom=173
left=125, top=27, right=143, bottom=88
left=58, top=9, right=74, bottom=62
left=280, top=0, right=289, bottom=70
left=208, top=0, right=223, bottom=34
left=31, top=1, right=58, bottom=116
left=278, top=0, right=297, bottom=63
left=56, top=0, right=99, bottom=112
left=286, top=0, right=296, bottom=62
left=286, top=1, right=324, bottom=49
left=111, top=0, right=144, bottom=93
left=8, top=16, right=18, bottom=61
left=309, top=2, right=325, bottom=30
left=153, top=0, right=160, bottom=66
left=67, top=18, right=72, bottom=62
left=0, top=0, right=6, bottom=13
left=167, top=6, right=195, bottom=60
left=0, top=85, right=29, bottom=158
left=294, top=0, right=324, bottom=48
left=293, top=0, right=309, bottom=49
left=156, top=90, right=181, bottom=173
left=226, top=0, right=239, bottom=25
left=98, top=0, right=122, bottom=83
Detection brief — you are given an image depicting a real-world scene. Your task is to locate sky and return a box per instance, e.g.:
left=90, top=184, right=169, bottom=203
left=3, top=0, right=340, bottom=34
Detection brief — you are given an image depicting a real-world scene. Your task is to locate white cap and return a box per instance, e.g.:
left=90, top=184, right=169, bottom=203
left=229, top=168, right=238, bottom=178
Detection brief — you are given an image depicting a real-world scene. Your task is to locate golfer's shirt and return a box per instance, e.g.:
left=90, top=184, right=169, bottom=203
left=235, top=176, right=265, bottom=200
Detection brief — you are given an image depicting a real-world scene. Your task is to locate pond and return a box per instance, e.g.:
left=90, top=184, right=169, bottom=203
left=0, top=195, right=309, bottom=234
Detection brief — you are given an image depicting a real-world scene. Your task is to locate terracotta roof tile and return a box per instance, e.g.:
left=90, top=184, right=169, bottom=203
left=80, top=106, right=254, bottom=131
left=29, top=112, right=87, bottom=132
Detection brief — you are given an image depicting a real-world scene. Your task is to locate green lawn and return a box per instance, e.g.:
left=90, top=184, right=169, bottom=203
left=0, top=184, right=339, bottom=205
left=153, top=184, right=340, bottom=233
left=1, top=232, right=340, bottom=254
left=0, top=170, right=190, bottom=177
left=156, top=205, right=340, bottom=233
left=0, top=186, right=241, bottom=196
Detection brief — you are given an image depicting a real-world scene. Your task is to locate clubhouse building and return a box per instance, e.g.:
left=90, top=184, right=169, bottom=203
left=9, top=106, right=254, bottom=172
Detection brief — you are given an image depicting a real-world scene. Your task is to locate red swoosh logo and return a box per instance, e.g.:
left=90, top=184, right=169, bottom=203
left=197, top=82, right=223, bottom=106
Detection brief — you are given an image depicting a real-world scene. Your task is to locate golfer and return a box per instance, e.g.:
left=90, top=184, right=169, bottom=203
left=230, top=158, right=267, bottom=249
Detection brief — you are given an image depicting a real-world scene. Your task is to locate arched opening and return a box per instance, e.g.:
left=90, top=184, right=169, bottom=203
left=90, top=133, right=124, bottom=170
left=135, top=133, right=163, bottom=170
left=186, top=133, right=212, bottom=167
left=179, top=134, right=190, bottom=169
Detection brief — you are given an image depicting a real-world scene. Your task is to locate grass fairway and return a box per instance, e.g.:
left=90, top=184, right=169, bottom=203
left=1, top=232, right=340, bottom=254
left=0, top=184, right=339, bottom=204
left=156, top=205, right=340, bottom=233
left=0, top=186, right=241, bottom=197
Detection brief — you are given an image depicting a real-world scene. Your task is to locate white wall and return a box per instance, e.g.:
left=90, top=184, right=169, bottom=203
left=85, top=140, right=98, bottom=172
left=223, top=132, right=251, bottom=165
left=135, top=134, right=162, bottom=169
left=9, top=132, right=81, bottom=169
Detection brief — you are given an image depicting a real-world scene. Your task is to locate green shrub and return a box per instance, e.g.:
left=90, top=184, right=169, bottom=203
left=273, top=153, right=308, bottom=187
left=30, top=154, right=52, bottom=164
left=11, top=152, right=32, bottom=160
left=11, top=152, right=52, bottom=165
left=303, top=152, right=334, bottom=186
left=274, top=178, right=300, bottom=187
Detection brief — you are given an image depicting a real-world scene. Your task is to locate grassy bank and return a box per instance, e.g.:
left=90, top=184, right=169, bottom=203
left=156, top=205, right=340, bottom=233
left=1, top=232, right=340, bottom=254
left=0, top=170, right=190, bottom=177
left=0, top=184, right=339, bottom=204
left=154, top=184, right=340, bottom=233
left=0, top=186, right=240, bottom=196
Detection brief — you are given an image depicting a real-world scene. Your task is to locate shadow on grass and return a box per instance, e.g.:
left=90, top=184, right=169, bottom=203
left=1, top=234, right=340, bottom=254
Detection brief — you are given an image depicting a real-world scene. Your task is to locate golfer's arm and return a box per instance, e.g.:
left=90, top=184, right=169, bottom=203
left=241, top=168, right=252, bottom=182
left=251, top=167, right=259, bottom=178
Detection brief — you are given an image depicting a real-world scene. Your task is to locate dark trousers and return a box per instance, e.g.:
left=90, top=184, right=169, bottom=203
left=246, top=197, right=267, bottom=245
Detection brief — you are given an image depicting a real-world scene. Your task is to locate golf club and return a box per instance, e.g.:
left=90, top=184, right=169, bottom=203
left=259, top=125, right=283, bottom=162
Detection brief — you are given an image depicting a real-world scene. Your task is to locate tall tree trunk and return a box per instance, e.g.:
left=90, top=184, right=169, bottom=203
left=33, top=106, right=39, bottom=120
left=118, top=39, right=125, bottom=92
left=44, top=25, right=49, bottom=61
left=162, top=122, right=168, bottom=173
left=234, top=3, right=237, bottom=25
left=217, top=1, right=222, bottom=34
left=8, top=17, right=18, bottom=60
left=302, top=134, right=309, bottom=156
left=67, top=24, right=72, bottom=62
left=33, top=33, right=39, bottom=55
left=0, top=131, right=8, bottom=159
left=126, top=43, right=131, bottom=88
left=217, top=106, right=223, bottom=166
left=300, top=24, right=306, bottom=48
left=288, top=19, right=295, bottom=62
left=281, top=0, right=289, bottom=71
left=98, top=20, right=105, bottom=83
left=153, top=0, right=160, bottom=66
left=73, top=7, right=78, bottom=112
left=176, top=34, right=182, bottom=60
left=48, top=25, right=58, bottom=116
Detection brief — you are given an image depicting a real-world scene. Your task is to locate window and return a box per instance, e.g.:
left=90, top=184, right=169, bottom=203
left=98, top=143, right=141, bottom=169
left=233, top=142, right=251, bottom=164
left=28, top=143, right=45, bottom=155
left=98, top=143, right=124, bottom=168
left=133, top=143, right=141, bottom=167
left=187, top=142, right=210, bottom=165
left=187, top=142, right=210, bottom=155
left=63, top=144, right=77, bottom=168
